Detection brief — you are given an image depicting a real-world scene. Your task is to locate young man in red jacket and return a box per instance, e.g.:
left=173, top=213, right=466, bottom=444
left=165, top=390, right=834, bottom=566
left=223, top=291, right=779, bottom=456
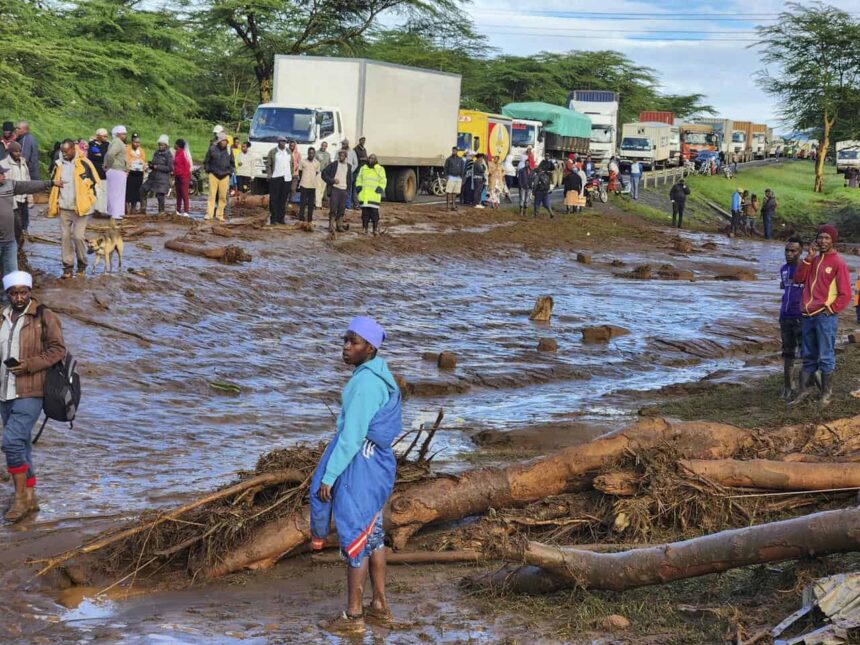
left=790, top=225, right=851, bottom=406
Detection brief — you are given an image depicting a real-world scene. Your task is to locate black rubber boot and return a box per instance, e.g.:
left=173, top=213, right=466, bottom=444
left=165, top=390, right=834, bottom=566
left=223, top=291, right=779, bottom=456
left=820, top=372, right=834, bottom=407
left=789, top=370, right=818, bottom=406
left=782, top=359, right=795, bottom=400
left=372, top=221, right=379, bottom=236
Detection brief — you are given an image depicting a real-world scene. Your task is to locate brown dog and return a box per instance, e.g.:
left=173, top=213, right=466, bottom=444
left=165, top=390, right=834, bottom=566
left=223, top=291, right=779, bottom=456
left=86, top=227, right=124, bottom=274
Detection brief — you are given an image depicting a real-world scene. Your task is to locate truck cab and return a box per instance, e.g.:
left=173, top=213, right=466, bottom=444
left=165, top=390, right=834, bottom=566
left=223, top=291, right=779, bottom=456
left=731, top=131, right=747, bottom=155
left=510, top=119, right=544, bottom=165
left=836, top=141, right=860, bottom=174
left=246, top=103, right=343, bottom=186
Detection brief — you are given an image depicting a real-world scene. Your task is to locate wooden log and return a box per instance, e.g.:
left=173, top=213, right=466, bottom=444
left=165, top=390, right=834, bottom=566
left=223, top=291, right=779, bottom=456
left=164, top=239, right=252, bottom=264
left=231, top=194, right=269, bottom=209
left=203, top=417, right=755, bottom=578
left=593, top=471, right=641, bottom=496
left=529, top=296, right=554, bottom=322
left=492, top=507, right=860, bottom=593
left=679, top=459, right=860, bottom=490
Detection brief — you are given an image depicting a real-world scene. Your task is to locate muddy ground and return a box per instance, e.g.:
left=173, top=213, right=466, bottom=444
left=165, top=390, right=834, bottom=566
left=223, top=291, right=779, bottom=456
left=3, top=193, right=860, bottom=644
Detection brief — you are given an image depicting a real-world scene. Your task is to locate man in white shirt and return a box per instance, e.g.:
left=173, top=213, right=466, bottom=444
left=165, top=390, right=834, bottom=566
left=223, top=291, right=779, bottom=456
left=266, top=137, right=292, bottom=224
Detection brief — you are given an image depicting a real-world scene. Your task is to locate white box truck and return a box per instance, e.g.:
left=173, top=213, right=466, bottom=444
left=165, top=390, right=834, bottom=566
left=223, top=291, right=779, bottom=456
left=568, top=90, right=618, bottom=166
left=619, top=122, right=671, bottom=169
left=246, top=56, right=462, bottom=201
left=694, top=118, right=734, bottom=158
left=836, top=140, right=860, bottom=174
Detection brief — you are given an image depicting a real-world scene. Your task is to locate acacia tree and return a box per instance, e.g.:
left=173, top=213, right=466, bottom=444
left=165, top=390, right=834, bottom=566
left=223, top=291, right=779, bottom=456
left=195, top=0, right=460, bottom=103
left=756, top=3, right=860, bottom=192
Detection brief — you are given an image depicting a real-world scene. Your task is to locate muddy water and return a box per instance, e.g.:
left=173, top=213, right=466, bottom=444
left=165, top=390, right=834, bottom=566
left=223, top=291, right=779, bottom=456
left=5, top=212, right=810, bottom=532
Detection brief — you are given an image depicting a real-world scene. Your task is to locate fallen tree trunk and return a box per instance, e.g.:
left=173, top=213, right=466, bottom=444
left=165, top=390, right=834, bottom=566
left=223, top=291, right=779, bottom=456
left=680, top=459, right=860, bottom=490
left=203, top=418, right=754, bottom=577
left=488, top=507, right=860, bottom=593
left=164, top=239, right=252, bottom=264
left=231, top=194, right=269, bottom=209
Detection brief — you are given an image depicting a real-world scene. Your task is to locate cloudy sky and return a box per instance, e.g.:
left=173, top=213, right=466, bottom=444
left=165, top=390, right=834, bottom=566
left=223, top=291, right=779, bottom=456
left=466, top=0, right=860, bottom=132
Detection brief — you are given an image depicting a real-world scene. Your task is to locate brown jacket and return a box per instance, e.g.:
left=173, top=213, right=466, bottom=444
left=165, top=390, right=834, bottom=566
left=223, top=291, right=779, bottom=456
left=5, top=299, right=66, bottom=399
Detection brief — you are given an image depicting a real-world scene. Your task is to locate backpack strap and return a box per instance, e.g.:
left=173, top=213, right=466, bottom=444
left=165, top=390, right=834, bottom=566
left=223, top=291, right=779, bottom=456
left=35, top=304, right=47, bottom=349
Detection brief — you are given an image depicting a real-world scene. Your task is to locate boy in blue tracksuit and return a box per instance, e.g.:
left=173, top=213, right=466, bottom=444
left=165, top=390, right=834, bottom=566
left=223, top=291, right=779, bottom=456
left=310, top=316, right=401, bottom=635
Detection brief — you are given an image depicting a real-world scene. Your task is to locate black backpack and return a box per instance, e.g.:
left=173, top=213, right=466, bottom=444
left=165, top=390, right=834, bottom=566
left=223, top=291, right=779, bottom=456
left=33, top=305, right=81, bottom=445
left=534, top=171, right=551, bottom=192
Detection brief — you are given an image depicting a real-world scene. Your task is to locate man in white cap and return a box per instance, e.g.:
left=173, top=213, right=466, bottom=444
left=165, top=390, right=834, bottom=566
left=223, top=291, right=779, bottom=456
left=141, top=135, right=174, bottom=215
left=0, top=270, right=66, bottom=522
left=310, top=316, right=401, bottom=635
left=0, top=164, right=57, bottom=279
left=104, top=126, right=128, bottom=220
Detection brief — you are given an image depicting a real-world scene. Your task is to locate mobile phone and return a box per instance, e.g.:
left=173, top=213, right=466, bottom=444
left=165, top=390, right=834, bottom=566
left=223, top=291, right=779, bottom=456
left=4, top=358, right=19, bottom=368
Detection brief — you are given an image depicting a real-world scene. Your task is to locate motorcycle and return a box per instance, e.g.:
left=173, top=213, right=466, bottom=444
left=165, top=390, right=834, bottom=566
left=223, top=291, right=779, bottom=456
left=584, top=176, right=609, bottom=206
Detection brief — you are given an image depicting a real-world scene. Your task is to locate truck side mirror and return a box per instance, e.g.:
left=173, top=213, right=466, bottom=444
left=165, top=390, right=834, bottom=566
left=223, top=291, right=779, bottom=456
left=315, top=112, right=324, bottom=124
left=537, top=130, right=545, bottom=142
left=653, top=145, right=657, bottom=150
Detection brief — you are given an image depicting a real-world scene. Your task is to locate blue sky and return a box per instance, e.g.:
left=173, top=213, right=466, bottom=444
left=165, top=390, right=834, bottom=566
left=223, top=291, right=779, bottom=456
left=466, top=0, right=860, bottom=132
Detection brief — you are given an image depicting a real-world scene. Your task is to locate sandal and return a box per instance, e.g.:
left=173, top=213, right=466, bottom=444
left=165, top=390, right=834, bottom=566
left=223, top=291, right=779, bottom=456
left=321, top=611, right=365, bottom=635
left=364, top=604, right=394, bottom=626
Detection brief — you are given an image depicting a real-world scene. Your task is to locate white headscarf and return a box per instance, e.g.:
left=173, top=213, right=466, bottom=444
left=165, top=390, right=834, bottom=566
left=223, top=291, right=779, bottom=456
left=3, top=271, right=32, bottom=291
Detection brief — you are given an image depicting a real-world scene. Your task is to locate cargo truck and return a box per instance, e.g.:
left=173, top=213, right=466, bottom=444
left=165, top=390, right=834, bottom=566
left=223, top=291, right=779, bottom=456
left=246, top=56, right=461, bottom=202
left=694, top=118, right=733, bottom=158
left=457, top=110, right=513, bottom=161
left=501, top=102, right=591, bottom=159
left=508, top=118, right=544, bottom=164
left=568, top=90, right=619, bottom=167
left=639, top=111, right=675, bottom=125
left=751, top=124, right=768, bottom=159
left=836, top=141, right=860, bottom=174
left=678, top=123, right=718, bottom=161
left=731, top=121, right=753, bottom=161
left=619, top=122, right=671, bottom=169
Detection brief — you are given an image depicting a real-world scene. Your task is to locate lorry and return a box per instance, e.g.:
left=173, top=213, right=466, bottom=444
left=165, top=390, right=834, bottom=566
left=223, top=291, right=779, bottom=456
left=678, top=123, right=718, bottom=162
left=501, top=102, right=591, bottom=159
left=731, top=120, right=753, bottom=160
left=836, top=141, right=860, bottom=174
left=693, top=118, right=734, bottom=158
left=619, top=122, right=671, bottom=169
left=457, top=110, right=513, bottom=161
left=751, top=124, right=768, bottom=159
left=638, top=111, right=674, bottom=125
left=568, top=90, right=619, bottom=167
left=246, top=55, right=461, bottom=202
left=509, top=118, right=544, bottom=164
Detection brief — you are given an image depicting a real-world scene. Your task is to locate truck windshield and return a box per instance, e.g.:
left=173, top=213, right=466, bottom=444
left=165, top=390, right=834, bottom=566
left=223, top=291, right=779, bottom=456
left=732, top=132, right=746, bottom=143
left=512, top=124, right=536, bottom=147
left=457, top=132, right=472, bottom=151
left=838, top=150, right=859, bottom=160
left=686, top=133, right=713, bottom=145
left=590, top=125, right=613, bottom=144
left=249, top=107, right=315, bottom=144
left=621, top=137, right=650, bottom=151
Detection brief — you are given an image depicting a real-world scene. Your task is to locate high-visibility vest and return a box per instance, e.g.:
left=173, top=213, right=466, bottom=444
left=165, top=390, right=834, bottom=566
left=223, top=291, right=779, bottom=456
left=356, top=164, right=387, bottom=206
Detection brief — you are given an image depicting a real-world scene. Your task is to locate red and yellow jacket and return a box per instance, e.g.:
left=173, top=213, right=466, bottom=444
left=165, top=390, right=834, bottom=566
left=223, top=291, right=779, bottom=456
left=794, top=250, right=851, bottom=315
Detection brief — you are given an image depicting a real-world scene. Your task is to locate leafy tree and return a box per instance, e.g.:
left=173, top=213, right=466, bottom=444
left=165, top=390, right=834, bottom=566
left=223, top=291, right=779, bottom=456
left=756, top=3, right=860, bottom=191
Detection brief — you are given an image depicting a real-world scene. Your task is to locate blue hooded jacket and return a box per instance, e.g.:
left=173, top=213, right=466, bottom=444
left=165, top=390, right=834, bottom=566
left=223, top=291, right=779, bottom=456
left=310, top=357, right=402, bottom=558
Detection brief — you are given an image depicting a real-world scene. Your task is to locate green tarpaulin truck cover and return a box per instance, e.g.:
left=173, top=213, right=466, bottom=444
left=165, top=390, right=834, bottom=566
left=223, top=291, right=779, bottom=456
left=501, top=102, right=592, bottom=139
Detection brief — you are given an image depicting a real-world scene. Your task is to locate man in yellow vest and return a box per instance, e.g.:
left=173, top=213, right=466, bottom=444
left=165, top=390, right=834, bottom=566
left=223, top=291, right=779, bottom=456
left=355, top=154, right=386, bottom=236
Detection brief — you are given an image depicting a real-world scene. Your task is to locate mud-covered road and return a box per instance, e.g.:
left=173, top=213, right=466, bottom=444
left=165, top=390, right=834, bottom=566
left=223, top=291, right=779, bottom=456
left=4, top=197, right=855, bottom=643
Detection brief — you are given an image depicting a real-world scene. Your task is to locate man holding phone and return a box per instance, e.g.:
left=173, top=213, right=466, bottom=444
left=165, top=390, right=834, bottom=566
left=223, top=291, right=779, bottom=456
left=0, top=271, right=66, bottom=522
left=790, top=225, right=851, bottom=407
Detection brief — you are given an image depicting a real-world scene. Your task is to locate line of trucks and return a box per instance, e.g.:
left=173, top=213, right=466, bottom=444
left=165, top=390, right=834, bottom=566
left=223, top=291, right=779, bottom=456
left=242, top=55, right=777, bottom=202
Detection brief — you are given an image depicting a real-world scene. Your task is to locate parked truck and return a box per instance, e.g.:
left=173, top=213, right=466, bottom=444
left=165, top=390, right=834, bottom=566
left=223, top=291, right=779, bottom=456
left=246, top=56, right=461, bottom=202
left=508, top=118, right=544, bottom=164
left=639, top=111, right=674, bottom=126
left=731, top=120, right=754, bottom=160
left=836, top=140, right=860, bottom=174
left=457, top=110, right=513, bottom=161
left=694, top=118, right=733, bottom=158
left=751, top=124, right=768, bottom=159
left=501, top=102, right=591, bottom=159
left=678, top=123, right=718, bottom=161
left=568, top=90, right=619, bottom=167
left=619, top=122, right=671, bottom=169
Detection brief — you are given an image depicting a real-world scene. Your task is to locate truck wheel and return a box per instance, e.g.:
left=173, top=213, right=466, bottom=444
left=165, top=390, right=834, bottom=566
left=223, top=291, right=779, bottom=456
left=390, top=169, right=417, bottom=203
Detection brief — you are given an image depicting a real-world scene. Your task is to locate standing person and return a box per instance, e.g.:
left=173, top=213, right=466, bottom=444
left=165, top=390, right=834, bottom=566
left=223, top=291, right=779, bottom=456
left=297, top=147, right=321, bottom=225
left=340, top=140, right=359, bottom=210
left=790, top=226, right=851, bottom=407
left=15, top=122, right=39, bottom=180
left=443, top=146, right=464, bottom=212
left=526, top=146, right=536, bottom=170
left=461, top=151, right=475, bottom=206
left=531, top=164, right=554, bottom=219
left=0, top=271, right=67, bottom=522
left=584, top=156, right=595, bottom=177
left=517, top=157, right=532, bottom=216
left=0, top=122, right=16, bottom=162
left=4, top=143, right=33, bottom=240
left=779, top=237, right=804, bottom=400
left=322, top=149, right=352, bottom=233
left=630, top=160, right=642, bottom=200
left=235, top=141, right=252, bottom=194
left=669, top=178, right=690, bottom=228
left=607, top=156, right=619, bottom=192
left=265, top=137, right=291, bottom=225
left=0, top=163, right=56, bottom=278
left=288, top=140, right=301, bottom=209
left=761, top=188, right=778, bottom=240
left=203, top=133, right=233, bottom=222
left=744, top=193, right=759, bottom=235
left=310, top=316, right=400, bottom=636
left=48, top=139, right=100, bottom=278
left=502, top=153, right=515, bottom=203
left=562, top=161, right=583, bottom=214
left=142, top=135, right=173, bottom=215
left=355, top=154, right=386, bottom=235
left=173, top=139, right=191, bottom=217
left=354, top=137, right=368, bottom=169
left=732, top=153, right=739, bottom=175
left=730, top=188, right=742, bottom=236
left=487, top=156, right=503, bottom=209
left=472, top=153, right=487, bottom=208
left=315, top=141, right=331, bottom=209
left=87, top=129, right=109, bottom=181
left=229, top=138, right=241, bottom=195
left=104, top=125, right=128, bottom=220
left=124, top=134, right=146, bottom=214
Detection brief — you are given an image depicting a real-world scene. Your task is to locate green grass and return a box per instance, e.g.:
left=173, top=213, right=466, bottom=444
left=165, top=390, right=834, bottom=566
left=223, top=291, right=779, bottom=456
left=684, top=161, right=860, bottom=232
left=613, top=194, right=674, bottom=226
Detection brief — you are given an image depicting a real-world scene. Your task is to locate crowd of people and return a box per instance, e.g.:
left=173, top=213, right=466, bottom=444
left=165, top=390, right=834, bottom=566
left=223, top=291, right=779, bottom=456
left=730, top=187, right=780, bottom=239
